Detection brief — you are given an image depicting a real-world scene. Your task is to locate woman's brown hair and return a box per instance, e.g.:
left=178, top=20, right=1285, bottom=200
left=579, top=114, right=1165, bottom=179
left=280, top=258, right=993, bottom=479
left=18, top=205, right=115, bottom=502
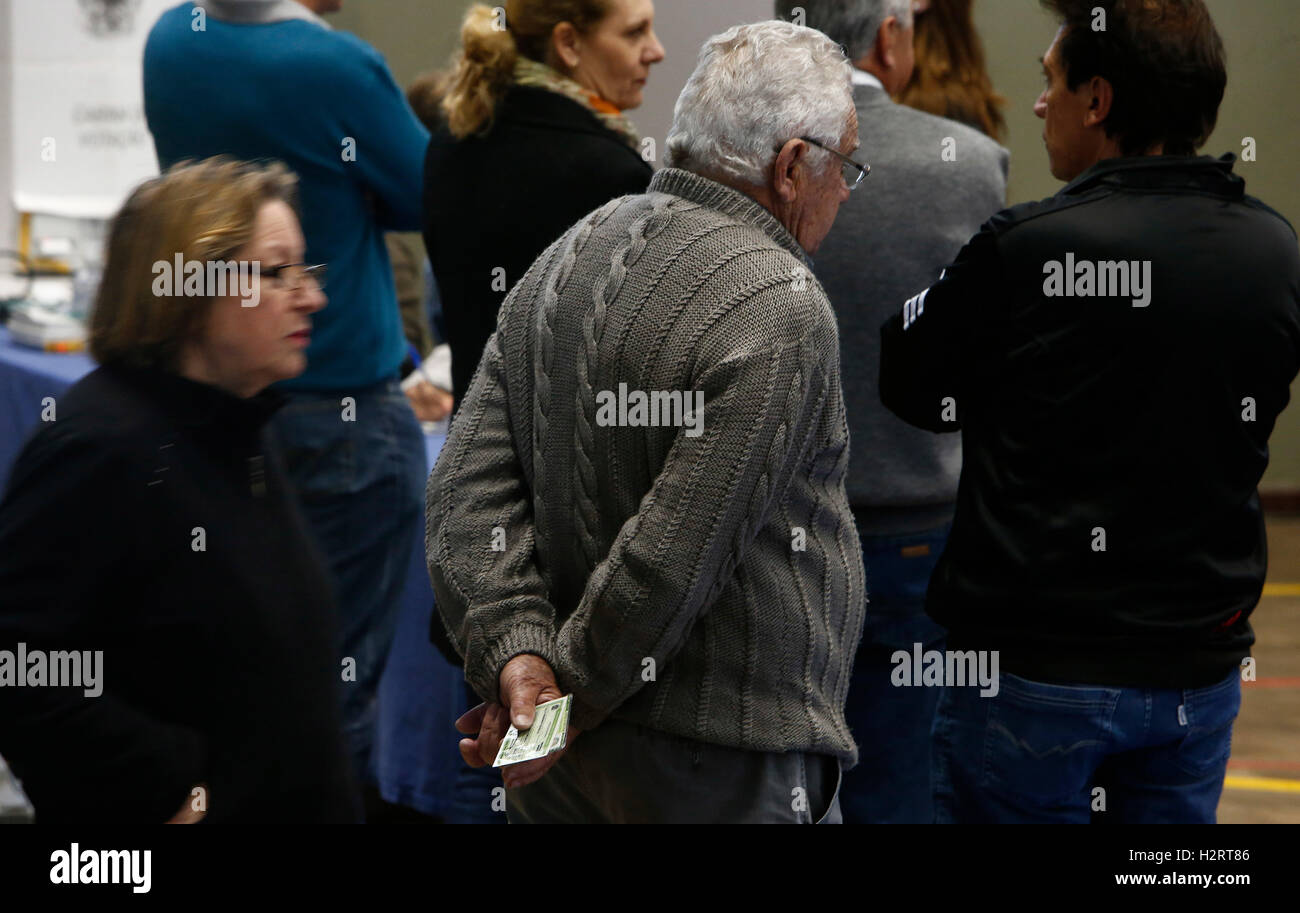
left=89, top=157, right=298, bottom=371
left=440, top=0, right=610, bottom=138
left=898, top=0, right=1007, bottom=142
left=407, top=69, right=452, bottom=131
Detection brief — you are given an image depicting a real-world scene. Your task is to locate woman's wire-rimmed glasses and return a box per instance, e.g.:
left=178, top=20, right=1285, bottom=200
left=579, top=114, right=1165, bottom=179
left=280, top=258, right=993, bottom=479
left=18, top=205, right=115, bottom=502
left=262, top=262, right=327, bottom=291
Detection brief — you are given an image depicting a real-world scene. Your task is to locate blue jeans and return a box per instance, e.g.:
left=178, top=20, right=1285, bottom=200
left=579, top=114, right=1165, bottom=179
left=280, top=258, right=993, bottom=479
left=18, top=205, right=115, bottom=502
left=445, top=682, right=508, bottom=824
left=933, top=666, right=1242, bottom=823
left=269, top=379, right=426, bottom=787
left=841, top=522, right=950, bottom=824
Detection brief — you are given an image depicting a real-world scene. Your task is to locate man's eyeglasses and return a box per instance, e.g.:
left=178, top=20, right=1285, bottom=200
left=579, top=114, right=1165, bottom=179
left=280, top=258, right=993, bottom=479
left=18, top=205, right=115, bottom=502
left=262, top=262, right=327, bottom=291
left=798, top=136, right=870, bottom=191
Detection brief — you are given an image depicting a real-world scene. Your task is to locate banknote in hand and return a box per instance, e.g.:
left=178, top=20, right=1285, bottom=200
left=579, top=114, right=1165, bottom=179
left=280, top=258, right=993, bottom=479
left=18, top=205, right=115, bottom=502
left=493, top=694, right=572, bottom=768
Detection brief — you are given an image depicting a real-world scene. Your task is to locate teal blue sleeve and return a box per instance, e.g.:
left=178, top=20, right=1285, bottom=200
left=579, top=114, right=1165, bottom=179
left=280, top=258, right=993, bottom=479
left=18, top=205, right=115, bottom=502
left=338, top=38, right=431, bottom=232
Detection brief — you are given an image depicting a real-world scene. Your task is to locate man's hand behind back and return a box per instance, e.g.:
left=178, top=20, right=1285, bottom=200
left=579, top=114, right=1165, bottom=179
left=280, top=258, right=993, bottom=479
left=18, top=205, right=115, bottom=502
left=454, top=654, right=579, bottom=790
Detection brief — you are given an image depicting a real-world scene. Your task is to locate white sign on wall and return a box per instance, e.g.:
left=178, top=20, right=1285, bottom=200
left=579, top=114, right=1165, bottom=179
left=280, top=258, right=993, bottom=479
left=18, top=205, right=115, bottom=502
left=11, top=0, right=175, bottom=219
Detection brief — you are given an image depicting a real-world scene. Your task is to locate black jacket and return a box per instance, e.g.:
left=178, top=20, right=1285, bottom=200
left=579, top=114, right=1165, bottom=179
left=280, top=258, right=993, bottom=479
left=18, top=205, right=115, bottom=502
left=880, top=154, right=1300, bottom=687
left=422, top=84, right=653, bottom=401
left=0, top=364, right=359, bottom=822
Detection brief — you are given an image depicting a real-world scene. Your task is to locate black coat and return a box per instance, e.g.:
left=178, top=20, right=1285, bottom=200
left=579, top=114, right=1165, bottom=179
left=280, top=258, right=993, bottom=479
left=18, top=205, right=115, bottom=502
left=0, top=364, right=359, bottom=823
left=880, top=154, right=1300, bottom=688
left=423, top=84, right=653, bottom=400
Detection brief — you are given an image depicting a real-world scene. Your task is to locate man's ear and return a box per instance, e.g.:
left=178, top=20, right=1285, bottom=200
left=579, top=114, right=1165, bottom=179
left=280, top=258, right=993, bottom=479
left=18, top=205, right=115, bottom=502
left=877, top=16, right=902, bottom=71
left=1084, top=75, right=1115, bottom=129
left=552, top=22, right=581, bottom=70
left=771, top=139, right=808, bottom=203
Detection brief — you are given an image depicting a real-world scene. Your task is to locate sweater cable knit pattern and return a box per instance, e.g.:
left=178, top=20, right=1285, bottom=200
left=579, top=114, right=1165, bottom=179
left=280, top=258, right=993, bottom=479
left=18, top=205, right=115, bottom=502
left=533, top=197, right=625, bottom=530
left=574, top=198, right=675, bottom=572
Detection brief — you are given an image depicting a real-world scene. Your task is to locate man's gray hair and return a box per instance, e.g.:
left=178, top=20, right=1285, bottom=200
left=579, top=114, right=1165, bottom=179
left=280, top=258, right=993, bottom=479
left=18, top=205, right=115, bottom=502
left=775, top=0, right=915, bottom=63
left=664, top=20, right=854, bottom=188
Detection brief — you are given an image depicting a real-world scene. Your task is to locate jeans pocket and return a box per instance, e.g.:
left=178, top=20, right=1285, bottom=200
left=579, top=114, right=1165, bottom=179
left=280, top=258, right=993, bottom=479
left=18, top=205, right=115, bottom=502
left=270, top=398, right=357, bottom=501
left=982, top=673, right=1115, bottom=804
left=1174, top=670, right=1241, bottom=779
left=859, top=525, right=951, bottom=612
left=813, top=756, right=844, bottom=824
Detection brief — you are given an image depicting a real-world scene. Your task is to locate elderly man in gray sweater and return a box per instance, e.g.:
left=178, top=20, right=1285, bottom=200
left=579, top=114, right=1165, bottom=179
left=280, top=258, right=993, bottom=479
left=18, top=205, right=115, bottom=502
left=778, top=0, right=1008, bottom=823
left=426, top=20, right=867, bottom=824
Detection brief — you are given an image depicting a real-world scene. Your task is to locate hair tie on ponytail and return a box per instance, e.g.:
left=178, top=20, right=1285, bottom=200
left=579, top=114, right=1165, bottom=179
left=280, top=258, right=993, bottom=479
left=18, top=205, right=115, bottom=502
left=442, top=3, right=519, bottom=138
left=440, top=0, right=613, bottom=139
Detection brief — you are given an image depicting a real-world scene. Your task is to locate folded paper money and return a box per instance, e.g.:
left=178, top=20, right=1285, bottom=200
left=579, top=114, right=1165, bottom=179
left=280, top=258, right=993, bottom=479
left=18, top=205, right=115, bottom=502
left=493, top=694, right=573, bottom=768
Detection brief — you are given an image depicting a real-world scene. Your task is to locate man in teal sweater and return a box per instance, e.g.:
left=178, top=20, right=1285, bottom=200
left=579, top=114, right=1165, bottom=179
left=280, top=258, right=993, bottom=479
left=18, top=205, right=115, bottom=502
left=144, top=0, right=430, bottom=795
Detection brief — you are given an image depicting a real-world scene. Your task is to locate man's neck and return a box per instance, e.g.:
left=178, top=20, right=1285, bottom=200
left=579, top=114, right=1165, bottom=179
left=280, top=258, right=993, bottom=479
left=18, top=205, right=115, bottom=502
left=852, top=59, right=887, bottom=93
left=1067, top=141, right=1170, bottom=183
left=1091, top=139, right=1168, bottom=172
left=735, top=182, right=805, bottom=253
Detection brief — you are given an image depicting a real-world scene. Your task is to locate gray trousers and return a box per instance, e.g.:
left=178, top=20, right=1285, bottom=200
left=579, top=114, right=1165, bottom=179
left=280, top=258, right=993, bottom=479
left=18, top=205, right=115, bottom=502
left=505, top=718, right=843, bottom=824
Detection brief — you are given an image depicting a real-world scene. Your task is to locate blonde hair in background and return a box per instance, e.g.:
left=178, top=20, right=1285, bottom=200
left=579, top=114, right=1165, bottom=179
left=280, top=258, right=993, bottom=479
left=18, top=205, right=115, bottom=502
left=440, top=0, right=610, bottom=138
left=89, top=157, right=299, bottom=372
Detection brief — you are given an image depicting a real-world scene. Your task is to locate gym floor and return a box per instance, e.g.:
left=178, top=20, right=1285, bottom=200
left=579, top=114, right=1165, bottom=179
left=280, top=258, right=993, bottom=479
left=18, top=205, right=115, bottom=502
left=1219, top=514, right=1300, bottom=823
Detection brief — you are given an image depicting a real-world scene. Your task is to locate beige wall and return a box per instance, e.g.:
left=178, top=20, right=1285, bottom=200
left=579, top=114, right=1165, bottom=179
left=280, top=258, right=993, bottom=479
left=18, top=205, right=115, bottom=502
left=341, top=0, right=1300, bottom=490
left=329, top=1, right=459, bottom=88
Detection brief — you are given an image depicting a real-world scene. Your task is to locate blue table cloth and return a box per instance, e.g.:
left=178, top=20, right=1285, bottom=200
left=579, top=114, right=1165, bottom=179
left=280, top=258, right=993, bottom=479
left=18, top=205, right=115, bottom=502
left=0, top=326, right=474, bottom=819
left=0, top=327, right=95, bottom=492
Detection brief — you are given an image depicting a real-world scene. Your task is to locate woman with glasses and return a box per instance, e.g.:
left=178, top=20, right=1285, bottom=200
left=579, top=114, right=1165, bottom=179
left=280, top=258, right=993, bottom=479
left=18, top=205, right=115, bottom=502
left=0, top=157, right=358, bottom=823
left=424, top=0, right=666, bottom=403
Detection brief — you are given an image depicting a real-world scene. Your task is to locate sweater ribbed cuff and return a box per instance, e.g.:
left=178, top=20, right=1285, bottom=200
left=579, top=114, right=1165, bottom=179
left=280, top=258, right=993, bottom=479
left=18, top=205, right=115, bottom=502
left=468, top=623, right=559, bottom=707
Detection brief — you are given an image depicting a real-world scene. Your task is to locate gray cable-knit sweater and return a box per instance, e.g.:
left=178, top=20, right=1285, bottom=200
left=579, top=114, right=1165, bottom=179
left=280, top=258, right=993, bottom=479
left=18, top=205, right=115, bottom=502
left=426, top=168, right=867, bottom=762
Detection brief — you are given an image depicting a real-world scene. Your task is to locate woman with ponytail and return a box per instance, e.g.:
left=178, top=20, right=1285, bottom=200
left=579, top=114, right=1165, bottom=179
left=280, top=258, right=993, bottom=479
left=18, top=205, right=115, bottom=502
left=423, top=0, right=664, bottom=402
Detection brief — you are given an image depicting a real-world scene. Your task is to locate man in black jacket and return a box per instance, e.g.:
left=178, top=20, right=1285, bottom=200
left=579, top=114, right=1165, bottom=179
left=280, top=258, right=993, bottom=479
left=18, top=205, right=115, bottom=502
left=880, top=0, right=1300, bottom=823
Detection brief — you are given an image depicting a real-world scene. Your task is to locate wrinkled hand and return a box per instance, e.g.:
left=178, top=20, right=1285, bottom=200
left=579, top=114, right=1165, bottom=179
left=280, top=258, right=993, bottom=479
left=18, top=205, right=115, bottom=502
left=454, top=654, right=579, bottom=789
left=454, top=701, right=510, bottom=768
left=405, top=380, right=454, bottom=423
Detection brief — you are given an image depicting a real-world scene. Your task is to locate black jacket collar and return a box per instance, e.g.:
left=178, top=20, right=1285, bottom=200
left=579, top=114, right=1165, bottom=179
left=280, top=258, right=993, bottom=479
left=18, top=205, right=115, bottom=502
left=497, top=85, right=631, bottom=147
left=106, top=362, right=285, bottom=437
left=1062, top=153, right=1244, bottom=199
